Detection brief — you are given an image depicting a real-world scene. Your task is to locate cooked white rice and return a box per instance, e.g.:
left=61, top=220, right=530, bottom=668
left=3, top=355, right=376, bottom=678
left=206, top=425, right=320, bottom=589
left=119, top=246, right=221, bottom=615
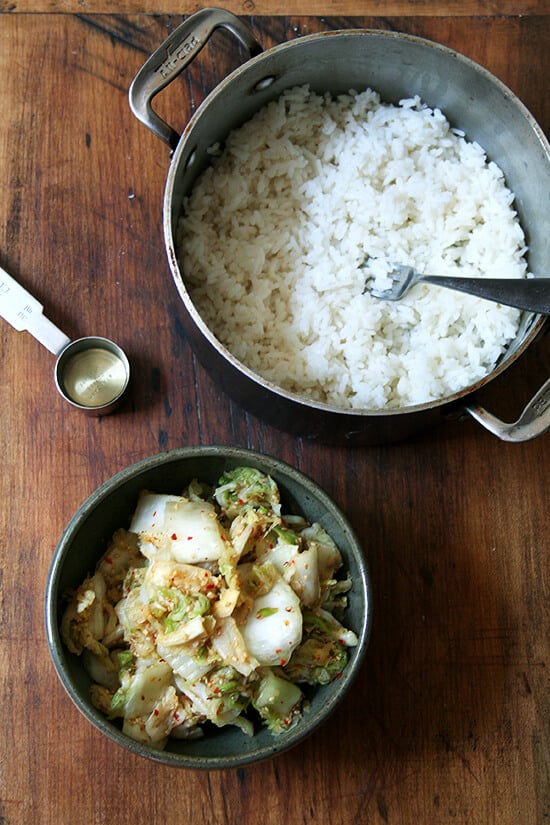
left=178, top=85, right=528, bottom=410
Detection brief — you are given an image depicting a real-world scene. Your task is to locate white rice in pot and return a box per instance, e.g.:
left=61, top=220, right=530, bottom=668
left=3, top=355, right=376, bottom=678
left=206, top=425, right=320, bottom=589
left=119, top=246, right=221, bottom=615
left=177, top=85, right=529, bottom=410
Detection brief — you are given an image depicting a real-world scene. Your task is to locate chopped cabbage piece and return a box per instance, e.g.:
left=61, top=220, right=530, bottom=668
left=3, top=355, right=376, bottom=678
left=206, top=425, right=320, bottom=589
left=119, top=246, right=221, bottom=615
left=267, top=542, right=321, bottom=607
left=214, top=466, right=281, bottom=519
left=252, top=671, right=303, bottom=733
left=241, top=575, right=302, bottom=666
left=283, top=608, right=358, bottom=685
left=210, top=616, right=259, bottom=677
left=131, top=493, right=228, bottom=564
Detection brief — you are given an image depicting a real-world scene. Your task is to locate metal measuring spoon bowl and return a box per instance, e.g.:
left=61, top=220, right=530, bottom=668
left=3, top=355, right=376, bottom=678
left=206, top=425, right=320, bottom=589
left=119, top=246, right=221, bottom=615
left=54, top=337, right=130, bottom=414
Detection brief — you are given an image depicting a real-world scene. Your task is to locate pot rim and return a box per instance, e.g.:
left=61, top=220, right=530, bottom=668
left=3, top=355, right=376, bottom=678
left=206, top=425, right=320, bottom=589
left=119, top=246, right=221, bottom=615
left=163, top=25, right=549, bottom=419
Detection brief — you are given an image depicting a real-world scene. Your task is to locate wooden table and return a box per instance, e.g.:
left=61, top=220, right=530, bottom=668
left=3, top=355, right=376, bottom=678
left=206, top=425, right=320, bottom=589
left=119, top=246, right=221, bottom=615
left=1, top=2, right=548, bottom=823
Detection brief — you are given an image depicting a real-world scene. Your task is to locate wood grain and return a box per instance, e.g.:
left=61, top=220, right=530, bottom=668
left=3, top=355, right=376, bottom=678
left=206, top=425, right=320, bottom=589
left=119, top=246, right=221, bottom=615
left=0, top=11, right=548, bottom=825
left=2, top=0, right=550, bottom=15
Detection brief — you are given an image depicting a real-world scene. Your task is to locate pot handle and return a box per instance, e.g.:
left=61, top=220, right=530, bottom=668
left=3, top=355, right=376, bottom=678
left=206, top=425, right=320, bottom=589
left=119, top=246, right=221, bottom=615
left=464, top=376, right=550, bottom=441
left=129, top=8, right=262, bottom=150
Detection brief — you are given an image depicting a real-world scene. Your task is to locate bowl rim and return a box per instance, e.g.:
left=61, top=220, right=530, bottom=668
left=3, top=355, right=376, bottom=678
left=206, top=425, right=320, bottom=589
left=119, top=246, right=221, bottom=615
left=45, top=445, right=372, bottom=769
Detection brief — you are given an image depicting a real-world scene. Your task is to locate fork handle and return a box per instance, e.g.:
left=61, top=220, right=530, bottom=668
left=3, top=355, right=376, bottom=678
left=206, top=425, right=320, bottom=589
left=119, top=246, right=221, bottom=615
left=421, top=276, right=550, bottom=314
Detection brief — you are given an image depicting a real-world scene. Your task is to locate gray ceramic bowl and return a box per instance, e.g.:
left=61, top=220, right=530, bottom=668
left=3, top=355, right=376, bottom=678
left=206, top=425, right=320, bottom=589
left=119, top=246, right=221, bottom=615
left=45, top=446, right=372, bottom=768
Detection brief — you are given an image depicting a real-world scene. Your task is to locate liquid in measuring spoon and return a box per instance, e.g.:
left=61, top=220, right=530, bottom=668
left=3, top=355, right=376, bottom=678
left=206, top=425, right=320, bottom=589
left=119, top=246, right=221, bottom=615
left=61, top=347, right=128, bottom=407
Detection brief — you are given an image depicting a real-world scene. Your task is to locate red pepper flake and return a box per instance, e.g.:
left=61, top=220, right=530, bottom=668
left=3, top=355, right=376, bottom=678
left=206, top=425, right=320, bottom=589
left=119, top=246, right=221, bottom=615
left=279, top=658, right=286, bottom=666
left=213, top=687, right=220, bottom=694
left=275, top=648, right=282, bottom=654
left=238, top=498, right=244, bottom=505
left=171, top=533, right=178, bottom=540
left=187, top=536, right=193, bottom=541
left=103, top=556, right=113, bottom=565
left=153, top=709, right=159, bottom=716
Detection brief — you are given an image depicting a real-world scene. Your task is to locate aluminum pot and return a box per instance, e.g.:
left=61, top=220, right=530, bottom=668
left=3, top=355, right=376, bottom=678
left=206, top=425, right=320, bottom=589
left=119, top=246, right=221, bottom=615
left=130, top=8, right=550, bottom=445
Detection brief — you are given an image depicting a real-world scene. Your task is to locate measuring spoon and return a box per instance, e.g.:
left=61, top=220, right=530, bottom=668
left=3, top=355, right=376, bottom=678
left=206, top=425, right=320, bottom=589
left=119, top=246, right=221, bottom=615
left=0, top=265, right=130, bottom=414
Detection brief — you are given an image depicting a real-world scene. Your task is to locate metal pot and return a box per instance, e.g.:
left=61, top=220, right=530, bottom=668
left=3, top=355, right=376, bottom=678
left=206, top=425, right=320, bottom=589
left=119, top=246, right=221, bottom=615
left=130, top=8, right=550, bottom=445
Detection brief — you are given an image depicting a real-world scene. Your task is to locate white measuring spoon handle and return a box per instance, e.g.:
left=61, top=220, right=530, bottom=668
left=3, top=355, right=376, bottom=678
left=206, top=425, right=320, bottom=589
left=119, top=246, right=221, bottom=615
left=28, top=309, right=71, bottom=355
left=0, top=265, right=70, bottom=355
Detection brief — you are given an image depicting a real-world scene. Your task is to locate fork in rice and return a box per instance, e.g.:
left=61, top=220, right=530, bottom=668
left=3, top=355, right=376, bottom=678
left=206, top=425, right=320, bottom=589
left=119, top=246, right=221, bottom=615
left=366, top=263, right=550, bottom=314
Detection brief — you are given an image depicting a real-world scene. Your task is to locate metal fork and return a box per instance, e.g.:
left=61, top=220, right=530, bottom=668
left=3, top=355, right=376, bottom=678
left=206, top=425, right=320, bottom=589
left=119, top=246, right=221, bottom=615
left=367, top=263, right=550, bottom=314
